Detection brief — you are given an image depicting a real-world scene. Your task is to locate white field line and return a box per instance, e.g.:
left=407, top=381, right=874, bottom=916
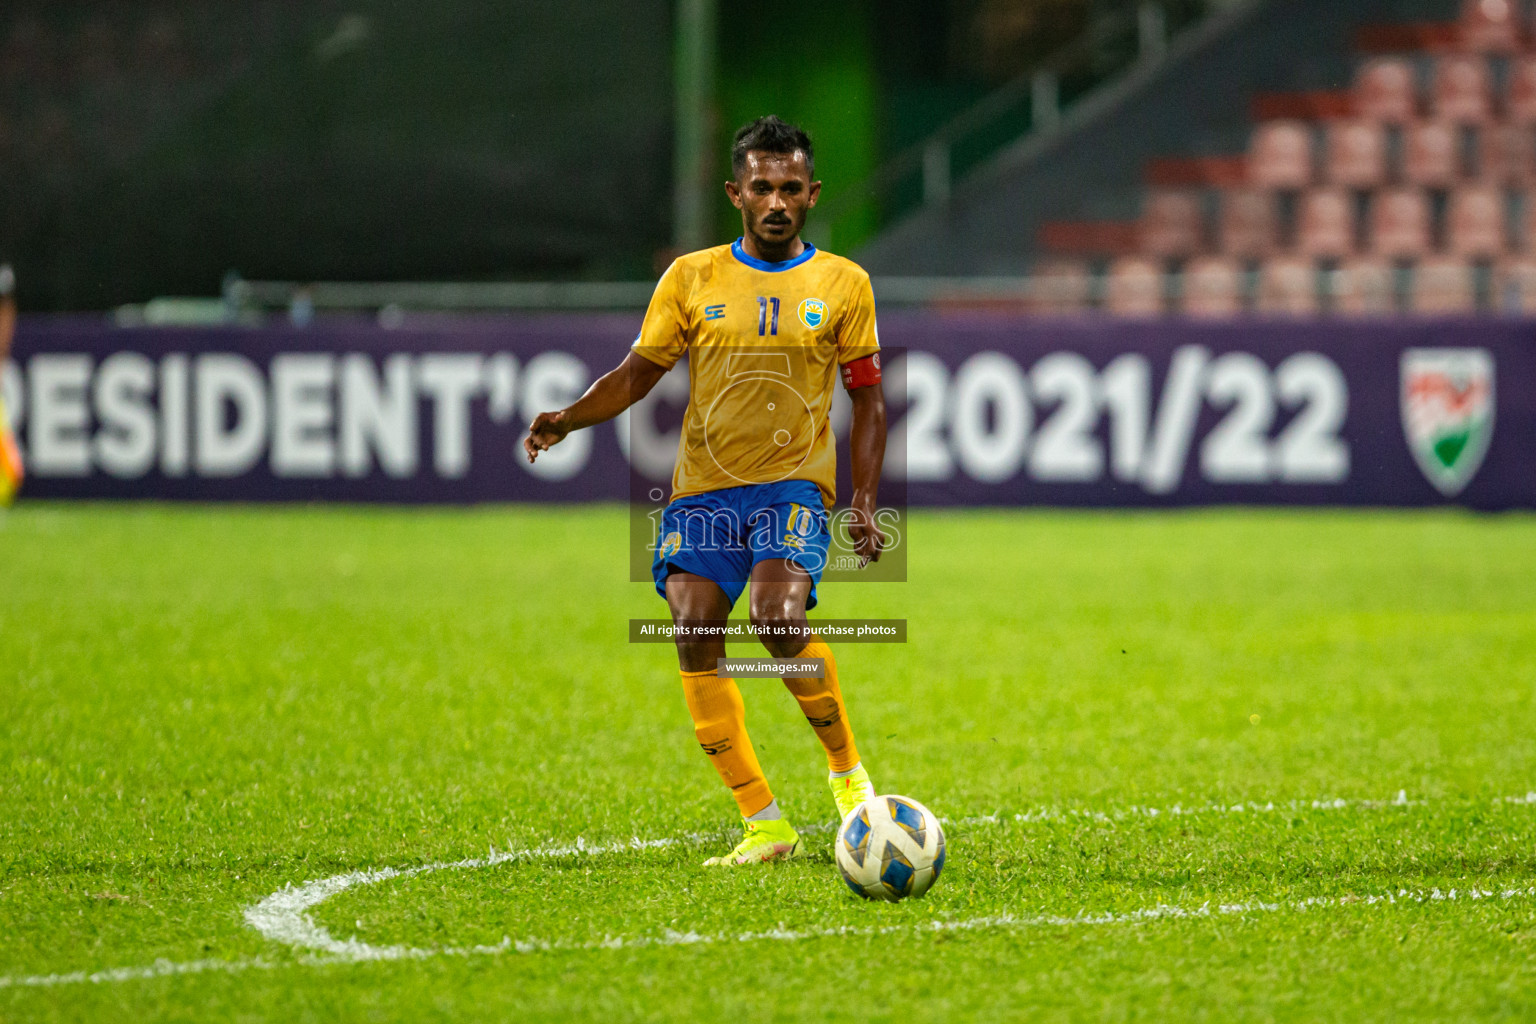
left=4, top=790, right=1535, bottom=990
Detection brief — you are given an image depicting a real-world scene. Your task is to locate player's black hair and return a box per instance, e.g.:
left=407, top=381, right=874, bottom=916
left=730, top=115, right=815, bottom=180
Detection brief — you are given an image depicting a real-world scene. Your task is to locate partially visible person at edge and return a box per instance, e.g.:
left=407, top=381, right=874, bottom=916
left=0, top=264, right=23, bottom=506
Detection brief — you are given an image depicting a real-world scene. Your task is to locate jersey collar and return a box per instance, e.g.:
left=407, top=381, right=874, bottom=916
left=730, top=237, right=817, bottom=272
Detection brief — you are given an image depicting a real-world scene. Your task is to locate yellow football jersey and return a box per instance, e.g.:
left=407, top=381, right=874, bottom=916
left=631, top=239, right=879, bottom=509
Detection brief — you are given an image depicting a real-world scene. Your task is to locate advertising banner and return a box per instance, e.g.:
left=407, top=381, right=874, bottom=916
left=6, top=314, right=1533, bottom=508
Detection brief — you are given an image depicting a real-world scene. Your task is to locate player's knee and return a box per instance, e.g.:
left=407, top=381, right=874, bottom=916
left=749, top=604, right=808, bottom=658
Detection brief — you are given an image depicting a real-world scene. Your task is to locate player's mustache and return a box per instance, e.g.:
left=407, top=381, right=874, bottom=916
left=763, top=214, right=792, bottom=224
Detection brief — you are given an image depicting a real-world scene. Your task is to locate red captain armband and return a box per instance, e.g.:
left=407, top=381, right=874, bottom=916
left=840, top=352, right=882, bottom=390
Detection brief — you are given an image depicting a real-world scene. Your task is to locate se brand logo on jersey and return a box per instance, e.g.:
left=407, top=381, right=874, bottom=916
left=704, top=304, right=726, bottom=321
left=1400, top=348, right=1495, bottom=497
left=798, top=298, right=828, bottom=330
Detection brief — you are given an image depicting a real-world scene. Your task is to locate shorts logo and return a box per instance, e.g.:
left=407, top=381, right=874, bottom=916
left=782, top=503, right=820, bottom=550
left=798, top=298, right=827, bottom=330
left=660, top=531, right=682, bottom=558
left=1400, top=348, right=1496, bottom=497
left=786, top=503, right=819, bottom=538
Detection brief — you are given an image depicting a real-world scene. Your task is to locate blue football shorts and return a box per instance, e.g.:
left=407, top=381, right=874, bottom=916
left=651, top=479, right=831, bottom=610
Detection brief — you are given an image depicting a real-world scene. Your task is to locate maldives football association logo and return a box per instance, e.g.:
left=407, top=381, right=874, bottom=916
left=1400, top=348, right=1496, bottom=497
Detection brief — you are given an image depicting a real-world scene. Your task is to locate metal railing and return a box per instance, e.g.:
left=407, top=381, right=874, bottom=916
left=145, top=264, right=1520, bottom=326
left=811, top=0, right=1232, bottom=249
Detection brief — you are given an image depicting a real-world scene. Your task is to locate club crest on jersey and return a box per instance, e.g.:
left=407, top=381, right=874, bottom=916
left=798, top=297, right=828, bottom=330
left=660, top=531, right=682, bottom=558
left=1400, top=347, right=1495, bottom=497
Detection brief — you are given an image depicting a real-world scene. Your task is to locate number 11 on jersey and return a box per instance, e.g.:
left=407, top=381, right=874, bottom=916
left=757, top=297, right=779, bottom=336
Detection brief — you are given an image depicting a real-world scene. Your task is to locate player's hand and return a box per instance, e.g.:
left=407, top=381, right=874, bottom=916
left=523, top=410, right=571, bottom=463
left=847, top=499, right=886, bottom=567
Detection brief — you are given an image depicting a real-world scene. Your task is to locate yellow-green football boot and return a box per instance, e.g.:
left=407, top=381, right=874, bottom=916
left=703, top=817, right=802, bottom=866
left=831, top=765, right=876, bottom=821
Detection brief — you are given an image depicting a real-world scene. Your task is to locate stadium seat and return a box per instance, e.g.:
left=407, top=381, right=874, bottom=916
left=1459, top=0, right=1523, bottom=53
left=1493, top=256, right=1536, bottom=311
left=1446, top=185, right=1508, bottom=257
left=1217, top=188, right=1278, bottom=258
left=1507, top=57, right=1536, bottom=122
left=1431, top=56, right=1494, bottom=123
left=1410, top=257, right=1477, bottom=313
left=1354, top=57, right=1419, bottom=123
left=1335, top=257, right=1398, bottom=315
left=1030, top=258, right=1093, bottom=314
left=1403, top=120, right=1462, bottom=186
left=1325, top=120, right=1388, bottom=187
left=1371, top=187, right=1434, bottom=258
left=1038, top=221, right=1141, bottom=257
left=1181, top=257, right=1245, bottom=317
left=1476, top=123, right=1536, bottom=184
left=1104, top=256, right=1166, bottom=316
left=1249, top=121, right=1314, bottom=189
left=1517, top=193, right=1536, bottom=252
left=1256, top=257, right=1319, bottom=315
left=1139, top=189, right=1205, bottom=258
left=1296, top=187, right=1356, bottom=258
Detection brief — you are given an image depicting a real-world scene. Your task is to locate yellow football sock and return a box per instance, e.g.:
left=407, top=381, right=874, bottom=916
left=782, top=640, right=861, bottom=774
left=679, top=668, right=774, bottom=817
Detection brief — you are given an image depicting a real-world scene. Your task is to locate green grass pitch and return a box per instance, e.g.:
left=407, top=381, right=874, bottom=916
left=3, top=503, right=1536, bottom=1021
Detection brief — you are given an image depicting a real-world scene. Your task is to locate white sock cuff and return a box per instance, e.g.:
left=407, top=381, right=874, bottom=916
left=746, top=798, right=782, bottom=822
left=828, top=762, right=864, bottom=779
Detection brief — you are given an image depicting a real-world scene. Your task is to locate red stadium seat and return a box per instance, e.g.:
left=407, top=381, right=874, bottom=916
left=1517, top=194, right=1536, bottom=251
left=1494, top=256, right=1536, bottom=311
left=1181, top=257, right=1245, bottom=317
left=1477, top=123, right=1536, bottom=185
left=1031, top=258, right=1093, bottom=314
left=1336, top=257, right=1398, bottom=315
left=1403, top=120, right=1462, bottom=186
left=1104, top=256, right=1166, bottom=317
left=1371, top=187, right=1434, bottom=258
left=1217, top=188, right=1278, bottom=258
left=1460, top=0, right=1523, bottom=53
left=1446, top=185, right=1508, bottom=257
left=1325, top=120, right=1388, bottom=187
left=1411, top=257, right=1477, bottom=313
left=1257, top=257, right=1319, bottom=315
left=1354, top=57, right=1419, bottom=123
left=1507, top=57, right=1536, bottom=123
left=1139, top=189, right=1205, bottom=258
left=1249, top=121, right=1314, bottom=189
left=1431, top=56, right=1494, bottom=123
left=1296, top=187, right=1356, bottom=258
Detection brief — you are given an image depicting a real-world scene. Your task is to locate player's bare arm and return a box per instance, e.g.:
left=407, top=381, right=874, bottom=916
left=523, top=349, right=668, bottom=463
left=846, top=381, right=886, bottom=566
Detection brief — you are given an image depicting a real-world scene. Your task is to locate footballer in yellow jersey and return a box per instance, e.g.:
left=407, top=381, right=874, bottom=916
left=525, top=116, right=886, bottom=865
left=629, top=237, right=878, bottom=510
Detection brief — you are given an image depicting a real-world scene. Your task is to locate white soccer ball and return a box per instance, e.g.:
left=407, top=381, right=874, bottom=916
left=835, top=794, right=946, bottom=901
